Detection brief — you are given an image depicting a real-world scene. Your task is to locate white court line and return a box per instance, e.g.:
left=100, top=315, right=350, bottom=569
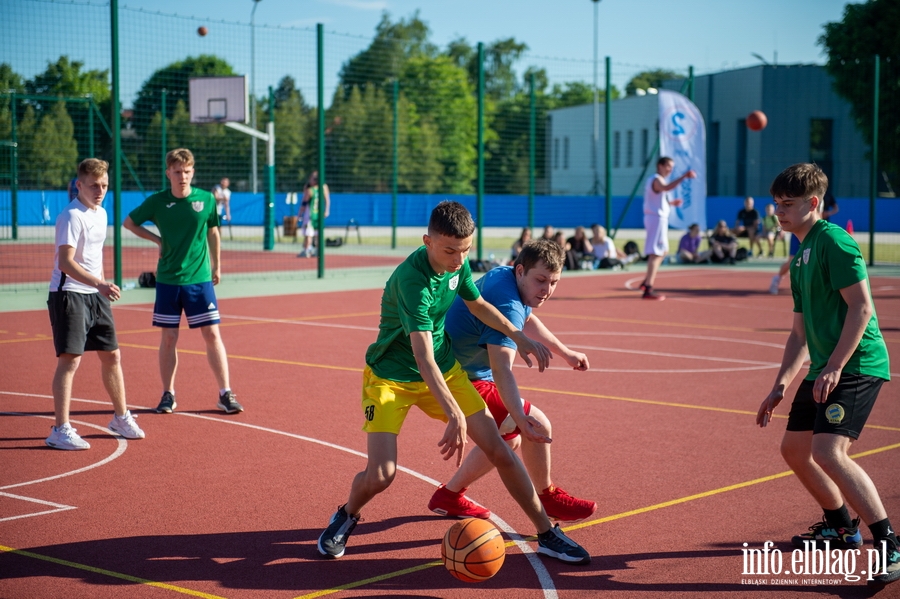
left=1, top=393, right=558, bottom=599
left=0, top=491, right=76, bottom=523
left=559, top=330, right=786, bottom=349
left=113, top=305, right=379, bottom=332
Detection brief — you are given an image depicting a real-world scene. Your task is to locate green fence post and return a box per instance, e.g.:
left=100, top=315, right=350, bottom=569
left=161, top=88, right=167, bottom=188
left=11, top=92, right=17, bottom=241
left=110, top=0, right=122, bottom=286
left=605, top=56, right=612, bottom=230
left=317, top=23, right=325, bottom=279
left=529, top=72, right=535, bottom=232
left=477, top=42, right=484, bottom=261
left=392, top=79, right=398, bottom=250
left=88, top=94, right=95, bottom=157
left=688, top=66, right=694, bottom=102
left=264, top=85, right=275, bottom=251
left=869, top=54, right=879, bottom=267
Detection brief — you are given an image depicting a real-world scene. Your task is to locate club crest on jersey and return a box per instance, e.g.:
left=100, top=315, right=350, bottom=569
left=192, top=201, right=205, bottom=213
left=449, top=274, right=459, bottom=290
left=803, top=248, right=811, bottom=264
left=825, top=403, right=845, bottom=424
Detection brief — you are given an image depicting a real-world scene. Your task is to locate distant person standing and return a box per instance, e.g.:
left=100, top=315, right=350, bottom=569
left=123, top=148, right=243, bottom=415
left=46, top=158, right=145, bottom=450
left=640, top=157, right=696, bottom=300
left=212, top=177, right=231, bottom=223
left=297, top=171, right=330, bottom=258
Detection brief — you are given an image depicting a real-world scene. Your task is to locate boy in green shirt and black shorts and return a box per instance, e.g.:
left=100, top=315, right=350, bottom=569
left=124, top=148, right=243, bottom=415
left=317, top=201, right=590, bottom=564
left=757, top=163, right=897, bottom=587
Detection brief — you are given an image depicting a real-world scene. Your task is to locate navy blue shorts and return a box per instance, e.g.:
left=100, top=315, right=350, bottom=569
left=789, top=233, right=800, bottom=255
left=152, top=281, right=221, bottom=329
left=786, top=374, right=884, bottom=440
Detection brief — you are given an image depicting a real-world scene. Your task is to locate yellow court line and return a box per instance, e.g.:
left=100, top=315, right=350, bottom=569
left=116, top=343, right=362, bottom=373
left=292, top=440, right=900, bottom=598
left=295, top=561, right=443, bottom=599
left=0, top=545, right=227, bottom=599
left=518, top=385, right=900, bottom=432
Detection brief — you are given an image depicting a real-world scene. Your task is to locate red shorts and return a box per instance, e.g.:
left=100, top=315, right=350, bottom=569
left=472, top=379, right=532, bottom=441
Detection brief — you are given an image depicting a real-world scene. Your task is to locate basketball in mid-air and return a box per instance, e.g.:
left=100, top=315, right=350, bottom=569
left=746, top=110, right=767, bottom=131
left=441, top=518, right=505, bottom=583
left=197, top=26, right=208, bottom=37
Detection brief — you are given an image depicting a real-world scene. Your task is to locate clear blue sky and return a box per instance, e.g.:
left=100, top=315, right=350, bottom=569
left=2, top=0, right=854, bottom=107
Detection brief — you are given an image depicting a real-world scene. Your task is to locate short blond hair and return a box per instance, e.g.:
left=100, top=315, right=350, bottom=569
left=166, top=148, right=195, bottom=168
left=77, top=158, right=109, bottom=178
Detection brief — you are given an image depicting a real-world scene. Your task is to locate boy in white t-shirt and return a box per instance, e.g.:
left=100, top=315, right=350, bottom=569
left=46, top=158, right=145, bottom=450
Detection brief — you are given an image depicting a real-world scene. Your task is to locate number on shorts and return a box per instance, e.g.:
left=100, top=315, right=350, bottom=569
left=364, top=405, right=375, bottom=422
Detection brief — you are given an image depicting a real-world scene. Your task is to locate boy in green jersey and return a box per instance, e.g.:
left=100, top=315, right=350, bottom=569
left=318, top=201, right=590, bottom=564
left=124, top=148, right=243, bottom=415
left=757, top=163, right=897, bottom=587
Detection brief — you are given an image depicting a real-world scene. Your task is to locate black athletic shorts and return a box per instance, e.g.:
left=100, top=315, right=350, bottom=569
left=785, top=374, right=885, bottom=440
left=48, top=291, right=118, bottom=357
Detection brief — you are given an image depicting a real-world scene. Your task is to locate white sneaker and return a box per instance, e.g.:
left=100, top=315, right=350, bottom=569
left=108, top=411, right=145, bottom=439
left=46, top=423, right=90, bottom=450
left=769, top=275, right=781, bottom=295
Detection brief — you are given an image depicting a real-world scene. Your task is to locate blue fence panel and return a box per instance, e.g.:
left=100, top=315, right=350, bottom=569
left=2, top=190, right=897, bottom=233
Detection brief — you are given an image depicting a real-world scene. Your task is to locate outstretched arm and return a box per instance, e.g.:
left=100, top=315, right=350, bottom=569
left=410, top=331, right=467, bottom=466
left=523, top=314, right=588, bottom=371
left=463, top=296, right=551, bottom=371
left=487, top=343, right=551, bottom=444
left=757, top=312, right=807, bottom=427
left=652, top=169, right=697, bottom=193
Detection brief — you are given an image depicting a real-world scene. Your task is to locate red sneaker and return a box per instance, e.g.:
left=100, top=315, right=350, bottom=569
left=539, top=485, right=597, bottom=522
left=428, top=485, right=491, bottom=519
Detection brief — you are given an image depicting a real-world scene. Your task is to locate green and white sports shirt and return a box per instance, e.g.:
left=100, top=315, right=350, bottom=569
left=365, top=245, right=480, bottom=382
left=129, top=188, right=220, bottom=286
left=791, top=219, right=890, bottom=381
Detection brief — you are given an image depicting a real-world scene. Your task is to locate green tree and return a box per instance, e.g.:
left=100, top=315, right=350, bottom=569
left=337, top=11, right=436, bottom=96
left=132, top=55, right=235, bottom=138
left=273, top=77, right=313, bottom=191
left=819, top=0, right=900, bottom=180
left=625, top=69, right=682, bottom=96
left=26, top=56, right=110, bottom=104
left=0, top=63, right=26, bottom=142
left=17, top=102, right=78, bottom=188
left=401, top=55, right=477, bottom=194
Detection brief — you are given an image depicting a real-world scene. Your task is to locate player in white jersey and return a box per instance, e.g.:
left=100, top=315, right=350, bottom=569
left=639, top=156, right=696, bottom=300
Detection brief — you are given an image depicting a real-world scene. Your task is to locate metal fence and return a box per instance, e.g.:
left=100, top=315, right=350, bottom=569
left=1, top=0, right=897, bottom=291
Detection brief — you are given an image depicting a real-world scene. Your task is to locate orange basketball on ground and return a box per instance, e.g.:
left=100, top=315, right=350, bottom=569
left=197, top=26, right=208, bottom=37
left=441, top=518, right=505, bottom=583
left=747, top=110, right=767, bottom=131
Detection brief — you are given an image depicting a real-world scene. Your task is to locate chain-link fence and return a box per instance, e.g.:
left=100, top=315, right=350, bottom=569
left=1, top=0, right=897, bottom=291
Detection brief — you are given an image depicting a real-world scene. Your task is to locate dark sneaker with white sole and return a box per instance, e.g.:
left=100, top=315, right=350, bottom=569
left=318, top=505, right=360, bottom=558
left=869, top=538, right=900, bottom=587
left=156, top=392, right=176, bottom=414
left=537, top=524, right=590, bottom=565
left=217, top=391, right=244, bottom=414
left=791, top=516, right=862, bottom=550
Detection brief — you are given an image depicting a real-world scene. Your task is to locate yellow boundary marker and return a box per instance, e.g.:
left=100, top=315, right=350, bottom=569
left=0, top=545, right=227, bottom=598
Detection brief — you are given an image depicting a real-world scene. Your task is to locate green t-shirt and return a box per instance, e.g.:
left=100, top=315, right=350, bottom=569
left=365, top=245, right=481, bottom=382
left=763, top=214, right=779, bottom=232
left=128, top=187, right=220, bottom=286
left=791, top=219, right=890, bottom=381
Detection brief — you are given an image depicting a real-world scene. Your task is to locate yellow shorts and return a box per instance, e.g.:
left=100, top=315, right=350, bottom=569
left=361, top=361, right=487, bottom=434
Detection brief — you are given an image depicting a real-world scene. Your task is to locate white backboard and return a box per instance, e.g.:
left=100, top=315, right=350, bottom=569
left=189, top=76, right=248, bottom=124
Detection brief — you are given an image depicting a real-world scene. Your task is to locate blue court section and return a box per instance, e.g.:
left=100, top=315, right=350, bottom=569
left=2, top=190, right=897, bottom=232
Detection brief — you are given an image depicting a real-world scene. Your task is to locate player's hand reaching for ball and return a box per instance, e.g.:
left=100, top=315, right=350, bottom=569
left=438, top=411, right=467, bottom=467
left=513, top=333, right=551, bottom=372
left=756, top=387, right=784, bottom=428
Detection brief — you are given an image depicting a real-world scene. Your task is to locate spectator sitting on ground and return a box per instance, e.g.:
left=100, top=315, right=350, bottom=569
left=733, top=196, right=763, bottom=257
left=762, top=203, right=783, bottom=257
left=511, top=227, right=531, bottom=262
left=711, top=220, right=739, bottom=264
left=540, top=224, right=555, bottom=241
left=590, top=224, right=628, bottom=268
left=566, top=226, right=593, bottom=268
left=677, top=223, right=712, bottom=264
left=552, top=231, right=578, bottom=271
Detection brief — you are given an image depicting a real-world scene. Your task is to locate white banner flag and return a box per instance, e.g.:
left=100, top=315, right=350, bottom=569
left=658, top=90, right=707, bottom=230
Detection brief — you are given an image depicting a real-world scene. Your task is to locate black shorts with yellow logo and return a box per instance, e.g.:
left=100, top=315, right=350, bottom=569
left=786, top=374, right=885, bottom=440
